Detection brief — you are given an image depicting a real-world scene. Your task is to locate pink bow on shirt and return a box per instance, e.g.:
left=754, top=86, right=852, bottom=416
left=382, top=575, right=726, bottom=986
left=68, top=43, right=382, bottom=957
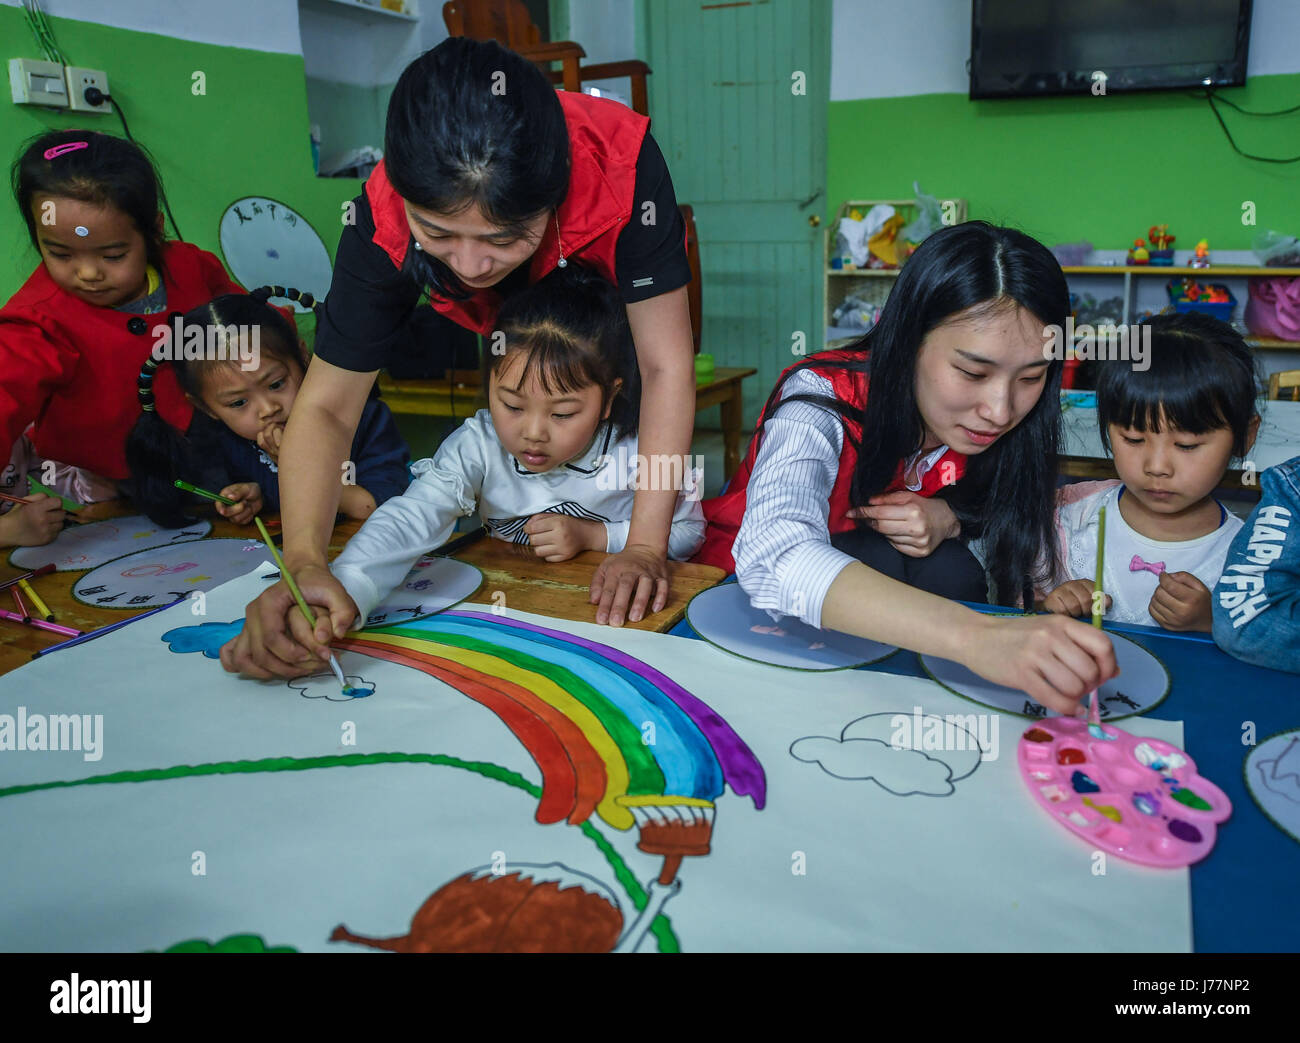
left=1130, top=554, right=1166, bottom=576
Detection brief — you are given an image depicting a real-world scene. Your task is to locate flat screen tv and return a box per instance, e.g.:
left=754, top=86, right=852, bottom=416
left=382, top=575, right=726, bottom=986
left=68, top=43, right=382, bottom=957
left=970, top=0, right=1252, bottom=99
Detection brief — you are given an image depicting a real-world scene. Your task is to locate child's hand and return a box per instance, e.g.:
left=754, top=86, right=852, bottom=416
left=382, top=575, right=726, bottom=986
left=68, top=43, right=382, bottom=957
left=256, top=423, right=285, bottom=463
left=1043, top=579, right=1111, bottom=618
left=1149, top=571, right=1212, bottom=632
left=524, top=513, right=604, bottom=562
left=845, top=491, right=960, bottom=558
left=215, top=483, right=263, bottom=526
left=0, top=495, right=65, bottom=546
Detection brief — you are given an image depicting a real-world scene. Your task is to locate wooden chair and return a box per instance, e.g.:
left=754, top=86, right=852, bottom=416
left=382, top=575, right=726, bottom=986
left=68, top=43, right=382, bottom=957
left=1268, top=369, right=1300, bottom=401
left=442, top=0, right=652, bottom=115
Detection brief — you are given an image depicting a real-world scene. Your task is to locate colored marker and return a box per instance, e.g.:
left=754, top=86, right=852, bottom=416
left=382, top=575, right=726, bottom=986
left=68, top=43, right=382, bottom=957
left=17, top=579, right=54, bottom=621
left=253, top=516, right=348, bottom=691
left=0, top=607, right=80, bottom=638
left=30, top=597, right=184, bottom=658
left=0, top=562, right=56, bottom=595
left=10, top=587, right=29, bottom=621
left=26, top=476, right=81, bottom=513
left=0, top=491, right=31, bottom=507
left=174, top=479, right=237, bottom=506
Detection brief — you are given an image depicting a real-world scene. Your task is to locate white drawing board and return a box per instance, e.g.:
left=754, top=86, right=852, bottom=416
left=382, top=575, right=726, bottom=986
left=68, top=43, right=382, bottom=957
left=72, top=538, right=275, bottom=609
left=1244, top=730, right=1300, bottom=845
left=685, top=581, right=898, bottom=670
left=10, top=516, right=210, bottom=572
left=218, top=197, right=332, bottom=310
left=920, top=628, right=1170, bottom=719
left=0, top=564, right=1193, bottom=952
left=363, top=556, right=484, bottom=628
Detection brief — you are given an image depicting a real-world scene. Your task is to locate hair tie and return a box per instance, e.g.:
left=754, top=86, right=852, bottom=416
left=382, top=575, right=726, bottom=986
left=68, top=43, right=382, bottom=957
left=251, top=284, right=324, bottom=318
left=44, top=141, right=89, bottom=161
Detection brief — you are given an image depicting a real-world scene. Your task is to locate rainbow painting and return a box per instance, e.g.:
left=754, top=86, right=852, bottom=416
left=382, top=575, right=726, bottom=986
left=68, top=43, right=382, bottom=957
left=335, top=610, right=767, bottom=834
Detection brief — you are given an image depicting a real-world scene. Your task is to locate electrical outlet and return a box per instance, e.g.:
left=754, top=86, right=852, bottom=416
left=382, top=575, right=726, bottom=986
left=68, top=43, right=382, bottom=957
left=9, top=58, right=69, bottom=108
left=65, top=66, right=109, bottom=114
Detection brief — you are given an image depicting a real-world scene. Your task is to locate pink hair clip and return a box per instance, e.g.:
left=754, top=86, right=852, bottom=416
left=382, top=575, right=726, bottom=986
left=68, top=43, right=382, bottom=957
left=1130, top=554, right=1166, bottom=577
left=43, top=141, right=89, bottom=161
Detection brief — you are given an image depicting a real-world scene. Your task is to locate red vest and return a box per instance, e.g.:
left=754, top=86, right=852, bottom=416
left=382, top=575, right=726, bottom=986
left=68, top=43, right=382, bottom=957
left=366, top=91, right=649, bottom=333
left=692, top=349, right=969, bottom=572
left=0, top=241, right=245, bottom=480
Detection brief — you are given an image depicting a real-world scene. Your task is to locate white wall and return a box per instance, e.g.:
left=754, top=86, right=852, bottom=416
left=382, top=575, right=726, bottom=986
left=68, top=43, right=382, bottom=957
left=830, top=0, right=1300, bottom=101
left=0, top=0, right=303, bottom=54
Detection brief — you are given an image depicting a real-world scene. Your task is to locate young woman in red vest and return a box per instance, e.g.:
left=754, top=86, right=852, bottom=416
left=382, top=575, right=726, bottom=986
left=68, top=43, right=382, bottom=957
left=225, top=38, right=696, bottom=678
left=696, top=223, right=1116, bottom=712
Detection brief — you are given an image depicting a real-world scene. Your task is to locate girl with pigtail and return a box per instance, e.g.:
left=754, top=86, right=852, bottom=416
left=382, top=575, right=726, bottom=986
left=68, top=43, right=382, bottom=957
left=125, top=287, right=411, bottom=528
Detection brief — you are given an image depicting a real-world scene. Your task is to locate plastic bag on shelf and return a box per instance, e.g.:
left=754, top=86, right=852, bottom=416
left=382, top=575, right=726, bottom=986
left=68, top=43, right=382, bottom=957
left=899, top=182, right=943, bottom=246
left=1252, top=230, right=1300, bottom=268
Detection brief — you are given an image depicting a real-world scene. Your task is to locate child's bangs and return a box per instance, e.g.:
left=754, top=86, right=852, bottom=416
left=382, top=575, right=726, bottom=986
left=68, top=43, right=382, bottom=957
left=506, top=325, right=602, bottom=397
left=1097, top=346, right=1249, bottom=456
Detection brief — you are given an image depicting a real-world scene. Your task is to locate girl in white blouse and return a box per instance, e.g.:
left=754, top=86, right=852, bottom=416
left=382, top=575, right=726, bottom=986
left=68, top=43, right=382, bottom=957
left=329, top=264, right=704, bottom=627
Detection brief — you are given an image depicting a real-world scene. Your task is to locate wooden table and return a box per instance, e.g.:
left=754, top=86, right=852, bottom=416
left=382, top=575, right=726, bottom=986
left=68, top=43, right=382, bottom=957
left=449, top=534, right=724, bottom=632
left=378, top=365, right=759, bottom=479
left=0, top=507, right=723, bottom=674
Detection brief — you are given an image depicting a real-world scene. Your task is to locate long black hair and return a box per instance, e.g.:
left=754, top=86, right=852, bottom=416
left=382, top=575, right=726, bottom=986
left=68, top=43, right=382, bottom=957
left=124, top=288, right=313, bottom=527
left=759, top=221, right=1069, bottom=605
left=11, top=129, right=168, bottom=275
left=385, top=37, right=570, bottom=301
left=1097, top=311, right=1259, bottom=457
left=489, top=263, right=639, bottom=439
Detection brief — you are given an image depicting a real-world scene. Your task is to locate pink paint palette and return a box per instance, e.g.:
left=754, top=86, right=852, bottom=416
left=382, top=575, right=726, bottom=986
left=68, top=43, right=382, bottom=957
left=1017, top=718, right=1230, bottom=868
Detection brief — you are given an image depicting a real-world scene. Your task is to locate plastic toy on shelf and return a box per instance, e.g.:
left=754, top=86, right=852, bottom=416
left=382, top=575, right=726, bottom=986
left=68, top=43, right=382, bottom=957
left=1147, top=224, right=1176, bottom=265
left=1127, top=238, right=1150, bottom=265
left=1190, top=239, right=1211, bottom=268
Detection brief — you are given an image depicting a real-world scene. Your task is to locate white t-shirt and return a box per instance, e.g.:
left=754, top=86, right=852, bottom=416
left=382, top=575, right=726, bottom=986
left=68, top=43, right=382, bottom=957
left=332, top=410, right=706, bottom=622
left=1054, top=483, right=1243, bottom=626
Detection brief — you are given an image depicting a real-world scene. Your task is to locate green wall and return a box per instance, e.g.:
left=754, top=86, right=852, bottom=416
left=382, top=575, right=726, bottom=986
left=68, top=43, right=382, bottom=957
left=827, top=73, right=1300, bottom=250
left=0, top=6, right=361, bottom=336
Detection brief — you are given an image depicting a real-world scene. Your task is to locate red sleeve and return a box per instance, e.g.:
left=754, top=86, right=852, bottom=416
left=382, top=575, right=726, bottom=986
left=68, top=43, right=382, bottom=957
left=193, top=244, right=246, bottom=297
left=0, top=311, right=78, bottom=458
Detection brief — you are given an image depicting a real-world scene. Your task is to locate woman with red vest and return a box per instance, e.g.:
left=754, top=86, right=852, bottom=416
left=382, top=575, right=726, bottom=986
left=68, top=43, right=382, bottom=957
left=697, top=223, right=1117, bottom=712
left=225, top=39, right=696, bottom=678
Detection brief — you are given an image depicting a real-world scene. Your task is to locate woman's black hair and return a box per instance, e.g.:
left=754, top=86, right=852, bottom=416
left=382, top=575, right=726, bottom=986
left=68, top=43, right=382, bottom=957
left=758, top=220, right=1069, bottom=605
left=385, top=37, right=570, bottom=301
left=1096, top=311, right=1259, bottom=457
left=11, top=129, right=168, bottom=275
left=487, top=263, right=639, bottom=440
left=124, top=287, right=314, bottom=527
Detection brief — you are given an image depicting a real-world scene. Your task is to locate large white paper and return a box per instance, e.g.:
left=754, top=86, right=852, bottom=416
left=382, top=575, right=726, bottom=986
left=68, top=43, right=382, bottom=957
left=0, top=564, right=1192, bottom=952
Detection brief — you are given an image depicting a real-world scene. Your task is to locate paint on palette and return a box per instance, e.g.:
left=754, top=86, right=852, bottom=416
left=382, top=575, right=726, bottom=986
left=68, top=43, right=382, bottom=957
left=1017, top=717, right=1231, bottom=867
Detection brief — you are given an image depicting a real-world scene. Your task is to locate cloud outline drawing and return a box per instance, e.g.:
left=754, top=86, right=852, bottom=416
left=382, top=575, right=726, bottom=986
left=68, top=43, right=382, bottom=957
left=790, top=712, right=982, bottom=797
left=288, top=673, right=376, bottom=701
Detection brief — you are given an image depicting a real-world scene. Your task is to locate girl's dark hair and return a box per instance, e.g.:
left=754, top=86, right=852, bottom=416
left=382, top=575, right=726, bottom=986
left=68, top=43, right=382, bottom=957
left=760, top=221, right=1069, bottom=605
left=1097, top=311, right=1259, bottom=458
left=124, top=288, right=312, bottom=527
left=386, top=37, right=570, bottom=301
left=488, top=263, right=638, bottom=440
left=11, top=129, right=168, bottom=274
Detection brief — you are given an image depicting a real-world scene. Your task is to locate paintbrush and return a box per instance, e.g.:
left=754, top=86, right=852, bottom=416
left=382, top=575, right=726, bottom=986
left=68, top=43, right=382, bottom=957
left=1088, top=505, right=1110, bottom=739
left=253, top=516, right=348, bottom=692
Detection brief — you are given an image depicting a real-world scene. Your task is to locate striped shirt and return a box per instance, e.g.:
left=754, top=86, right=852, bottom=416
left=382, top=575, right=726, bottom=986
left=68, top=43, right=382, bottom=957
left=733, top=367, right=950, bottom=628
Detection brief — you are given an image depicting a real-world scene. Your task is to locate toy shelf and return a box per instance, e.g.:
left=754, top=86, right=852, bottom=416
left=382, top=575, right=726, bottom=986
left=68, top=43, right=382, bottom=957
left=1062, top=265, right=1300, bottom=277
